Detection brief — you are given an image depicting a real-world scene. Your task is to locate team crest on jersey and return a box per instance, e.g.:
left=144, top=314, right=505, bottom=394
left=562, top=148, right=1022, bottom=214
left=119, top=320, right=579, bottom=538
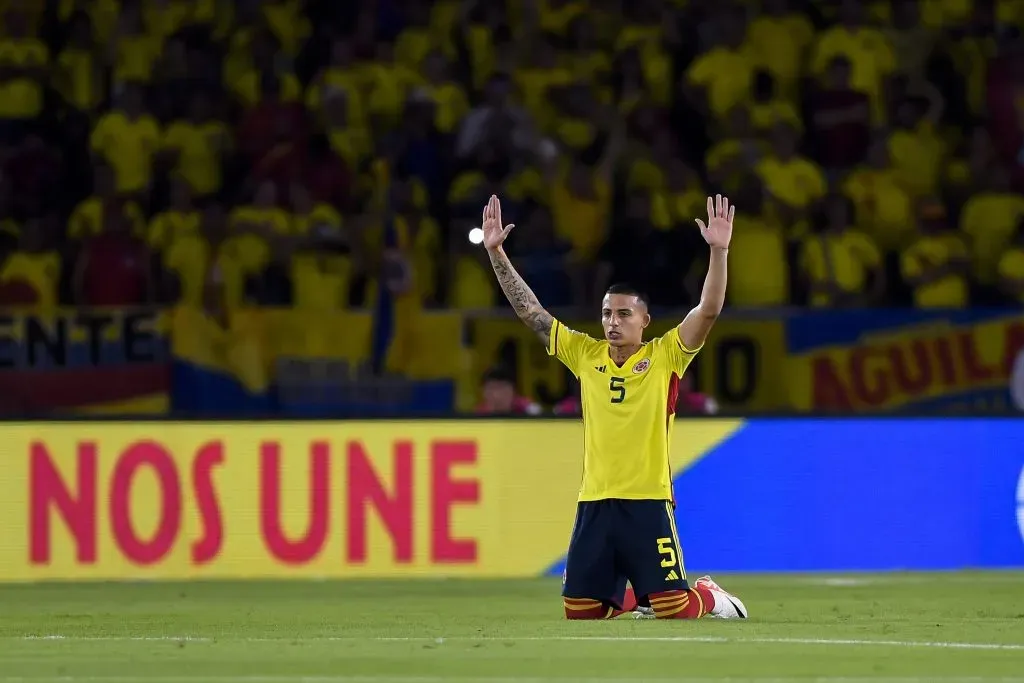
left=632, top=358, right=651, bottom=374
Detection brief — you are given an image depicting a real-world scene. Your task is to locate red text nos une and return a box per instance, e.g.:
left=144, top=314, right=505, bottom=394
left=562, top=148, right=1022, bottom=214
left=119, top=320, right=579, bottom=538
left=29, top=439, right=480, bottom=566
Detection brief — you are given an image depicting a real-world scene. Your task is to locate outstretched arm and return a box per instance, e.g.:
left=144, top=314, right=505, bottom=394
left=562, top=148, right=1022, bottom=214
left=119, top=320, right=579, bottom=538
left=678, top=195, right=734, bottom=351
left=481, top=195, right=553, bottom=346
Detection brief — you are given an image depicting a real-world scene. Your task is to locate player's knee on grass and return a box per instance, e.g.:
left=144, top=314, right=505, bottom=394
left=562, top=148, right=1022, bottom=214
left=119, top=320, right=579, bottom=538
left=563, top=597, right=615, bottom=619
left=647, top=589, right=712, bottom=619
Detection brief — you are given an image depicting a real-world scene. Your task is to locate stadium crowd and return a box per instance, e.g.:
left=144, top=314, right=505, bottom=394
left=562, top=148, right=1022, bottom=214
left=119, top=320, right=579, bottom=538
left=0, top=0, right=1023, bottom=318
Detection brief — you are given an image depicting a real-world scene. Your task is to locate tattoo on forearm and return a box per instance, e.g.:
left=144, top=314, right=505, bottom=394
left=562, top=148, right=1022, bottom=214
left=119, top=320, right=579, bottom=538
left=489, top=249, right=553, bottom=342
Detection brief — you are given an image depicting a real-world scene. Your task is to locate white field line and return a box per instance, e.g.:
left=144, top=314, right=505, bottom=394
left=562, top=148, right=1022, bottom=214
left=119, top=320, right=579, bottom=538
left=4, top=679, right=1024, bottom=683
left=12, top=635, right=1024, bottom=651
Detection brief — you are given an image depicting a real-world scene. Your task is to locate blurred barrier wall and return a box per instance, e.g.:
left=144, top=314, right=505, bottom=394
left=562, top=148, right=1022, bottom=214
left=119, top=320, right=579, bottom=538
left=784, top=309, right=1024, bottom=413
left=471, top=317, right=788, bottom=412
left=2, top=419, right=1022, bottom=582
left=0, top=309, right=170, bottom=415
left=2, top=307, right=1024, bottom=416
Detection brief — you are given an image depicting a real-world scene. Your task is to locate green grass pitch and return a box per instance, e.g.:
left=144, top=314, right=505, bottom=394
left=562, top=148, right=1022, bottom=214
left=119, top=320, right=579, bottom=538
left=0, top=573, right=1023, bottom=682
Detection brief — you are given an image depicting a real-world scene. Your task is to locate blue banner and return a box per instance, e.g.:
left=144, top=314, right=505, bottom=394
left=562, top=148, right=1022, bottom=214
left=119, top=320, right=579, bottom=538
left=548, top=418, right=1024, bottom=574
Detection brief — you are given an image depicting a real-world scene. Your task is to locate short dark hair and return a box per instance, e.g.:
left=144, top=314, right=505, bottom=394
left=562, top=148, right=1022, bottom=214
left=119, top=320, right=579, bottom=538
left=604, top=283, right=649, bottom=308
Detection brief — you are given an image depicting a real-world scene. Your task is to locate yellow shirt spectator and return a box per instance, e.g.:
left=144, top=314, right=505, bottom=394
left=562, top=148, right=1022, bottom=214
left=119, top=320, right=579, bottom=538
left=465, top=23, right=497, bottom=89
left=0, top=250, right=60, bottom=308
left=226, top=199, right=292, bottom=270
left=749, top=99, right=802, bottom=133
left=68, top=196, right=146, bottom=240
left=563, top=48, right=611, bottom=85
left=842, top=166, right=914, bottom=252
left=419, top=81, right=469, bottom=134
left=900, top=232, right=969, bottom=308
left=887, top=120, right=946, bottom=198
left=365, top=54, right=421, bottom=123
left=308, top=79, right=366, bottom=132
left=550, top=164, right=612, bottom=258
left=865, top=0, right=970, bottom=29
left=163, top=233, right=210, bottom=307
left=163, top=115, right=230, bottom=197
left=800, top=229, right=883, bottom=307
left=429, top=0, right=460, bottom=37
left=708, top=138, right=768, bottom=192
left=262, top=0, right=311, bottom=57
left=231, top=69, right=303, bottom=108
left=395, top=214, right=442, bottom=303
left=292, top=202, right=343, bottom=237
left=626, top=158, right=705, bottom=229
left=756, top=155, right=827, bottom=212
left=997, top=244, right=1024, bottom=304
left=451, top=253, right=495, bottom=309
left=686, top=45, right=756, bottom=119
left=191, top=0, right=234, bottom=40
left=0, top=35, right=49, bottom=119
left=292, top=253, right=353, bottom=310
left=617, top=36, right=674, bottom=107
left=651, top=188, right=706, bottom=231
left=960, top=190, right=1024, bottom=285
left=112, top=28, right=162, bottom=85
left=142, top=0, right=193, bottom=41
left=746, top=10, right=814, bottom=94
left=539, top=0, right=586, bottom=34
left=949, top=35, right=996, bottom=116
left=90, top=107, right=161, bottom=193
left=56, top=40, right=104, bottom=114
left=811, top=25, right=895, bottom=122
left=729, top=214, right=789, bottom=306
left=149, top=208, right=201, bottom=252
left=556, top=116, right=598, bottom=151
left=997, top=0, right=1024, bottom=28
left=514, top=60, right=573, bottom=130
left=328, top=127, right=370, bottom=172
left=395, top=17, right=455, bottom=72
left=616, top=24, right=662, bottom=54
left=627, top=157, right=667, bottom=193
left=58, top=0, right=119, bottom=44
left=218, top=201, right=291, bottom=310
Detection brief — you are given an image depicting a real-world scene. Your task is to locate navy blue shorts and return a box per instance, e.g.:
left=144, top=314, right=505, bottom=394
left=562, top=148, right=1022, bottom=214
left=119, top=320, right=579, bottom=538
left=561, top=499, right=688, bottom=604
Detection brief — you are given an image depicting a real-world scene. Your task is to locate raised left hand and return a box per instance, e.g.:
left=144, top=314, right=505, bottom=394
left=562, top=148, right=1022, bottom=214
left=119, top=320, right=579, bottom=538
left=695, top=194, right=735, bottom=249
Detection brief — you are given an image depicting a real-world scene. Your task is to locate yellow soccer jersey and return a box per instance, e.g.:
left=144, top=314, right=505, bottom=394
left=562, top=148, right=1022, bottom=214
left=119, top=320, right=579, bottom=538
left=547, top=319, right=699, bottom=502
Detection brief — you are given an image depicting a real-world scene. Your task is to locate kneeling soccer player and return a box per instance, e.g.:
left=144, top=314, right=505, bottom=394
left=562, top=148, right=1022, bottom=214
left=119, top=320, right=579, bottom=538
left=480, top=193, right=748, bottom=620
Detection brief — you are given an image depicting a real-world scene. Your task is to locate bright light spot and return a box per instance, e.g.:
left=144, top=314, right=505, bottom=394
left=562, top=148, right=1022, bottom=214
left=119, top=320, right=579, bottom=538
left=468, top=227, right=484, bottom=244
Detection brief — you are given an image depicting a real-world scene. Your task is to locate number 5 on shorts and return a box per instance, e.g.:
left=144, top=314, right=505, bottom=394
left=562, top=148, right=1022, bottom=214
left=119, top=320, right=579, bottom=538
left=657, top=537, right=677, bottom=568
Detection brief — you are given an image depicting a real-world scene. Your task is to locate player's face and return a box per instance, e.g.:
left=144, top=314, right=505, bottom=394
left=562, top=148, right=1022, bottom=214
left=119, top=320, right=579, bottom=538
left=601, top=294, right=650, bottom=347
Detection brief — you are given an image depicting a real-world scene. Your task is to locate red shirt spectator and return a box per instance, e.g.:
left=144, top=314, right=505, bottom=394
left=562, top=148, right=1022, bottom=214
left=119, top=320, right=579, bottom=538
left=475, top=368, right=542, bottom=415
left=675, top=374, right=719, bottom=415
left=554, top=395, right=581, bottom=415
left=75, top=208, right=151, bottom=306
left=238, top=72, right=308, bottom=164
left=810, top=56, right=871, bottom=170
left=4, top=135, right=62, bottom=215
left=986, top=49, right=1024, bottom=189
left=252, top=139, right=307, bottom=193
left=305, top=134, right=352, bottom=208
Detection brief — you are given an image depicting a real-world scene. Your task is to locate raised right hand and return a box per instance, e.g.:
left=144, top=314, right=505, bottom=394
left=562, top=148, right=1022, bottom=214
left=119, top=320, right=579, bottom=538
left=481, top=194, right=514, bottom=252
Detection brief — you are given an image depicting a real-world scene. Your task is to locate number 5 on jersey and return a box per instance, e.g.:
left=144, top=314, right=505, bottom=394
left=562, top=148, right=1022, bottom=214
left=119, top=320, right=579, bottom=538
left=609, top=376, right=626, bottom=403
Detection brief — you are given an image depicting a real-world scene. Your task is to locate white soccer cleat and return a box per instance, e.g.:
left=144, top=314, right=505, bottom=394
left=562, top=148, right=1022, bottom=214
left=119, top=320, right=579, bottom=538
left=632, top=606, right=655, bottom=620
left=694, top=575, right=748, bottom=619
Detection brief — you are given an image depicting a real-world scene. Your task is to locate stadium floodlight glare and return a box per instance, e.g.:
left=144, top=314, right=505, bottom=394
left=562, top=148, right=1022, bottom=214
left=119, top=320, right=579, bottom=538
left=468, top=227, right=484, bottom=244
